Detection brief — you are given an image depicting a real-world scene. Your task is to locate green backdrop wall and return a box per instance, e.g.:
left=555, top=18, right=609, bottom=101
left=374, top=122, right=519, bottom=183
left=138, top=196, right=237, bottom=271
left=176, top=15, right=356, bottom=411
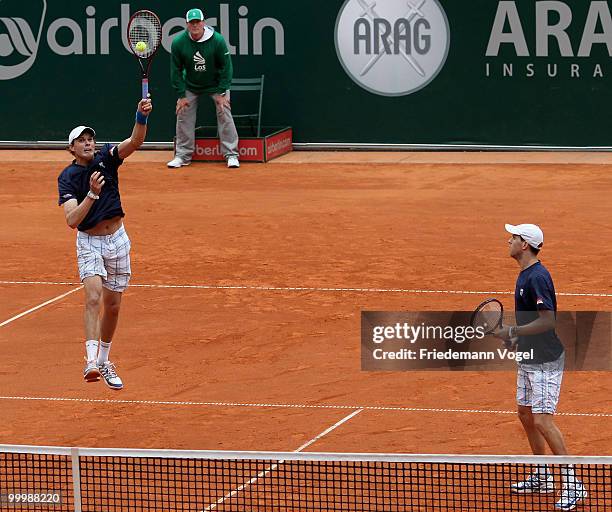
left=1, top=0, right=611, bottom=145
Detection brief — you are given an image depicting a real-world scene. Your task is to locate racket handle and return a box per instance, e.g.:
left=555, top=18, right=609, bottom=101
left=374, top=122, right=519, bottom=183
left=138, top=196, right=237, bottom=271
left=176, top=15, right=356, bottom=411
left=141, top=78, right=149, bottom=100
left=505, top=337, right=519, bottom=348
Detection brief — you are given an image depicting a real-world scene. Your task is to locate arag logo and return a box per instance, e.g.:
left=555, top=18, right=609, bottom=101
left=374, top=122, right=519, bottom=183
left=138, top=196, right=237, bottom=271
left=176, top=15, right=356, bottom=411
left=0, top=0, right=47, bottom=80
left=335, top=0, right=450, bottom=96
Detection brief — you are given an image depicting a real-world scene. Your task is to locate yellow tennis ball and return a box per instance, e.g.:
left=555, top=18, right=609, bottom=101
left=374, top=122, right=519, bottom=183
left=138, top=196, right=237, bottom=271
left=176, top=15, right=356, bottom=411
left=135, top=41, right=147, bottom=52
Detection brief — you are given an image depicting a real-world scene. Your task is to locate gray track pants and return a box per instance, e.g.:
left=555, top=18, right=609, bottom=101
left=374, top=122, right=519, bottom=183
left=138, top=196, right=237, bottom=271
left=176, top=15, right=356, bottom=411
left=174, top=89, right=239, bottom=163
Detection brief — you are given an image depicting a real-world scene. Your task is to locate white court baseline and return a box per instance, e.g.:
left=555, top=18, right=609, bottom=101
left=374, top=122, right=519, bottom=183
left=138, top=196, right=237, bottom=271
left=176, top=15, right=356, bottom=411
left=0, top=396, right=610, bottom=418
left=1, top=280, right=611, bottom=297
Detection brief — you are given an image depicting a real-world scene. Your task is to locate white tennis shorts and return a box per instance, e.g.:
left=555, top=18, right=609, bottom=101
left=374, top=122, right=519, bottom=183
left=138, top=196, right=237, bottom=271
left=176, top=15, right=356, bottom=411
left=516, top=352, right=565, bottom=414
left=76, top=224, right=131, bottom=292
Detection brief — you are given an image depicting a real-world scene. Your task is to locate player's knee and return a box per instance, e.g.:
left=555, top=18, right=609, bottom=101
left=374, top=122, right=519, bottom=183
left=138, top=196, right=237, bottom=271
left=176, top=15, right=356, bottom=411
left=85, top=293, right=102, bottom=310
left=84, top=286, right=102, bottom=308
left=104, top=301, right=121, bottom=318
left=517, top=407, right=533, bottom=426
left=532, top=413, right=554, bottom=433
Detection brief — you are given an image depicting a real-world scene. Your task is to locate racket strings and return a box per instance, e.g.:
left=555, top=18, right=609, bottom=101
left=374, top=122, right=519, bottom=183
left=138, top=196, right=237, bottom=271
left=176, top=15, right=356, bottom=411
left=472, top=303, right=503, bottom=334
left=128, top=11, right=162, bottom=58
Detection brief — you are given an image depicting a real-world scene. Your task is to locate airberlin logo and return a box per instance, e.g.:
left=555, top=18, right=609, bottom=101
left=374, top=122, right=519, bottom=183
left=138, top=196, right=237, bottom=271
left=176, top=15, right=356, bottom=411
left=334, top=0, right=450, bottom=96
left=0, top=2, right=285, bottom=81
left=0, top=0, right=47, bottom=80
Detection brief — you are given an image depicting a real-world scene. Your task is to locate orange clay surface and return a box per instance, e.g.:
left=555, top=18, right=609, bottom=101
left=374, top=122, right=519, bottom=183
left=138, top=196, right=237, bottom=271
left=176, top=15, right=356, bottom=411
left=0, top=150, right=611, bottom=455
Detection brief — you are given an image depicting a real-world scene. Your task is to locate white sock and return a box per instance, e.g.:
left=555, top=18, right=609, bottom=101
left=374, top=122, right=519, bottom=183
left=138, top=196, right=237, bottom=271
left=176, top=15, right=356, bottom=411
left=97, top=341, right=112, bottom=365
left=536, top=464, right=549, bottom=479
left=561, top=465, right=577, bottom=487
left=85, top=340, right=98, bottom=362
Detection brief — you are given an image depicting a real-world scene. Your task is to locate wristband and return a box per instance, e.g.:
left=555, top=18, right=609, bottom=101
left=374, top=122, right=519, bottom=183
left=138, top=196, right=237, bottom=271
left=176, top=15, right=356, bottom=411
left=87, top=191, right=99, bottom=200
left=509, top=326, right=518, bottom=339
left=135, top=110, right=148, bottom=125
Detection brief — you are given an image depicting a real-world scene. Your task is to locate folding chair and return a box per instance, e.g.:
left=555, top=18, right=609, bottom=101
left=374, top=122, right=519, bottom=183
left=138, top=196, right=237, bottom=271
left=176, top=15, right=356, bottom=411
left=229, top=75, right=265, bottom=137
left=194, top=75, right=265, bottom=138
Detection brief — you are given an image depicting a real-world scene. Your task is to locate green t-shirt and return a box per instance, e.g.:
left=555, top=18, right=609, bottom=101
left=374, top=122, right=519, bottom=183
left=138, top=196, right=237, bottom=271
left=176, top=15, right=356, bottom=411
left=170, top=28, right=233, bottom=97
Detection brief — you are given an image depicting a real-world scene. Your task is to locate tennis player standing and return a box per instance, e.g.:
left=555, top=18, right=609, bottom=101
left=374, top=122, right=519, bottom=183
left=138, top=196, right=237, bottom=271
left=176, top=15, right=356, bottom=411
left=57, top=97, right=152, bottom=390
left=495, top=224, right=586, bottom=511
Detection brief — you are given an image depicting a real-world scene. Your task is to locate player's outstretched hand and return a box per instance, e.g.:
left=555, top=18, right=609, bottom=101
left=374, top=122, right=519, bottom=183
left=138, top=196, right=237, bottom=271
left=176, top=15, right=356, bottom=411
left=138, top=97, right=153, bottom=117
left=90, top=171, right=105, bottom=195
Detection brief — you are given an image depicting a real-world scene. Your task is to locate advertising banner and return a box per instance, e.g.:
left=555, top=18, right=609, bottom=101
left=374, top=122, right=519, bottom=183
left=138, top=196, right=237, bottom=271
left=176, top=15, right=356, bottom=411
left=1, top=1, right=611, bottom=145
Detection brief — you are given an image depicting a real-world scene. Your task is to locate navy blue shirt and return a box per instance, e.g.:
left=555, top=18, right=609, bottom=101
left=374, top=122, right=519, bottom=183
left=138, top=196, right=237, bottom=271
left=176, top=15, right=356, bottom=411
left=515, top=261, right=564, bottom=363
left=58, top=144, right=125, bottom=232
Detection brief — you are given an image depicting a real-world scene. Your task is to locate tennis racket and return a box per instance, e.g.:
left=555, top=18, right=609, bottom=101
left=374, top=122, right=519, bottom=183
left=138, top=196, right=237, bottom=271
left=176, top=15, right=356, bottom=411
left=127, top=10, right=162, bottom=99
left=470, top=298, right=517, bottom=348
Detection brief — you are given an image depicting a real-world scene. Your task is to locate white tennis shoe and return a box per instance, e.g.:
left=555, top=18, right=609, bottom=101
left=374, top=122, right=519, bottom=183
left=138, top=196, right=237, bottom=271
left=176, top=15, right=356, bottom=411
left=555, top=483, right=587, bottom=511
left=510, top=473, right=555, bottom=493
left=99, top=361, right=124, bottom=390
left=227, top=156, right=240, bottom=168
left=167, top=157, right=191, bottom=168
left=83, top=359, right=100, bottom=382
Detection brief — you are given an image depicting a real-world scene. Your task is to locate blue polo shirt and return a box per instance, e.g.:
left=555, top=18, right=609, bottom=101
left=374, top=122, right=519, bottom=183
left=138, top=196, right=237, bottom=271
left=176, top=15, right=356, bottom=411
left=515, top=261, right=564, bottom=363
left=58, top=144, right=125, bottom=232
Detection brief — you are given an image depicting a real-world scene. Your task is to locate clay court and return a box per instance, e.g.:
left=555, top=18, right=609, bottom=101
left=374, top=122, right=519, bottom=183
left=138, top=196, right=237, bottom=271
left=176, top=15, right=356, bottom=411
left=1, top=149, right=610, bottom=460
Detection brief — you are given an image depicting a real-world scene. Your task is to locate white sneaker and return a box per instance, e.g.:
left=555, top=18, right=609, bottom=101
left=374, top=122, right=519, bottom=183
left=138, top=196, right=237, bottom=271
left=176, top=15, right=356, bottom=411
left=227, top=155, right=240, bottom=168
left=555, top=483, right=587, bottom=510
left=510, top=473, right=555, bottom=494
left=99, top=361, right=123, bottom=390
left=83, top=359, right=100, bottom=382
left=167, top=157, right=190, bottom=168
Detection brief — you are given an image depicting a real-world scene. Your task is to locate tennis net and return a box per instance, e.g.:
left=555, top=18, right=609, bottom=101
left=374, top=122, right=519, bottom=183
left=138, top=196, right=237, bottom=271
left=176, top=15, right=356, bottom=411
left=0, top=445, right=610, bottom=511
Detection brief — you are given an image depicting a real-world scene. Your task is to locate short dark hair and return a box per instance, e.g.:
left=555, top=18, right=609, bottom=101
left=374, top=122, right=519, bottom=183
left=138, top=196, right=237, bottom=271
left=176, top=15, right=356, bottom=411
left=519, top=236, right=541, bottom=255
left=528, top=245, right=541, bottom=255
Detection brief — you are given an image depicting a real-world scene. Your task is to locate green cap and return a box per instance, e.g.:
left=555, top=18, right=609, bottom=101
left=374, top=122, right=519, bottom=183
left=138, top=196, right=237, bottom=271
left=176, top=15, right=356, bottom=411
left=186, top=8, right=204, bottom=22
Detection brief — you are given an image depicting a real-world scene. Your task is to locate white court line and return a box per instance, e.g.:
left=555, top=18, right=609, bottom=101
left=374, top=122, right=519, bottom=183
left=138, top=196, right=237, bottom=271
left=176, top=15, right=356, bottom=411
left=293, top=408, right=364, bottom=453
left=202, top=408, right=363, bottom=511
left=0, top=286, right=83, bottom=328
left=1, top=280, right=611, bottom=297
left=0, top=396, right=610, bottom=417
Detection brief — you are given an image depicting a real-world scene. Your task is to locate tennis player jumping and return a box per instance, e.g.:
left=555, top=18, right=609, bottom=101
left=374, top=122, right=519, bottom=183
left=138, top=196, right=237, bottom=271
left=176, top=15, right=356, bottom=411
left=495, top=224, right=586, bottom=511
left=57, top=97, right=152, bottom=390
